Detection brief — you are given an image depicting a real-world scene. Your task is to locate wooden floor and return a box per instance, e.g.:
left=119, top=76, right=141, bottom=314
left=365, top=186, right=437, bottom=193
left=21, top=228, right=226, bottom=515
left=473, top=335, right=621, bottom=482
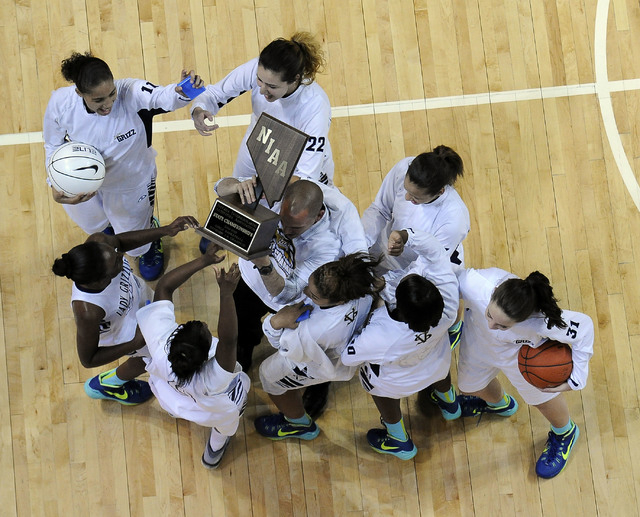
left=1, top=0, right=640, bottom=515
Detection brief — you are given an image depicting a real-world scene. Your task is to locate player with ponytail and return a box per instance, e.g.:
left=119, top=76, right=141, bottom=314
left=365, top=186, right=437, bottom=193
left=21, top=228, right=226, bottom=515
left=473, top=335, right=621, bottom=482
left=51, top=216, right=199, bottom=406
left=44, top=51, right=203, bottom=280
left=361, top=145, right=470, bottom=419
left=455, top=267, right=594, bottom=478
left=191, top=32, right=334, bottom=205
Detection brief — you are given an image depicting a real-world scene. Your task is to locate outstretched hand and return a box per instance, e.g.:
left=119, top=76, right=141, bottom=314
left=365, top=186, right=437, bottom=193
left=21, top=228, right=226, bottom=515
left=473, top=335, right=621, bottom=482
left=164, top=215, right=200, bottom=236
left=175, top=69, right=204, bottom=95
left=192, top=107, right=219, bottom=136
left=215, top=263, right=240, bottom=295
left=204, top=242, right=226, bottom=264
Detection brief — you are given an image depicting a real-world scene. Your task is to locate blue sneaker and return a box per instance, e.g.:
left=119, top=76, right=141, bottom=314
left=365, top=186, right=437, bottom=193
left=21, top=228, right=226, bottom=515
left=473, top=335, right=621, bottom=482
left=84, top=375, right=153, bottom=405
left=199, top=236, right=210, bottom=255
left=429, top=389, right=461, bottom=420
left=535, top=423, right=580, bottom=478
left=459, top=394, right=518, bottom=418
left=139, top=217, right=164, bottom=281
left=366, top=428, right=417, bottom=460
left=102, top=225, right=115, bottom=235
left=254, top=413, right=320, bottom=440
left=448, top=320, right=463, bottom=350
left=201, top=435, right=230, bottom=469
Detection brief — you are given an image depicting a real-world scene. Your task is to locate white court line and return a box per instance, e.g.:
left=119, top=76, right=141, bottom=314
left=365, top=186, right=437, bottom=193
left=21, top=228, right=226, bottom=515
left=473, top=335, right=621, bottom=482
left=594, top=0, right=640, bottom=211
left=3, top=79, right=639, bottom=148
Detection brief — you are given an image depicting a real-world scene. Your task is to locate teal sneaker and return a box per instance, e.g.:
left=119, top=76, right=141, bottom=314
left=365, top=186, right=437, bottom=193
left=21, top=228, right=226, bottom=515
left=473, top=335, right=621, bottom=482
left=448, top=320, right=463, bottom=350
left=429, top=389, right=461, bottom=420
left=366, top=428, right=417, bottom=460
left=84, top=375, right=153, bottom=405
left=535, top=423, right=579, bottom=478
left=254, top=413, right=320, bottom=440
left=459, top=394, right=518, bottom=418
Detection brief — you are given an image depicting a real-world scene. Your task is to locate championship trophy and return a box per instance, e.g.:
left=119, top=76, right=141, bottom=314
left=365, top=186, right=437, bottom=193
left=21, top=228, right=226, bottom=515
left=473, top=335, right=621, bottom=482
left=196, top=113, right=309, bottom=259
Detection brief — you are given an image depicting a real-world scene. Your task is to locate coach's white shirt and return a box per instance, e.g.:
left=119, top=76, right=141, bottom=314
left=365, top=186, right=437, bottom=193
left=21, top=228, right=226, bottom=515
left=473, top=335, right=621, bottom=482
left=361, top=156, right=470, bottom=270
left=44, top=79, right=190, bottom=192
left=239, top=209, right=341, bottom=310
left=457, top=267, right=595, bottom=390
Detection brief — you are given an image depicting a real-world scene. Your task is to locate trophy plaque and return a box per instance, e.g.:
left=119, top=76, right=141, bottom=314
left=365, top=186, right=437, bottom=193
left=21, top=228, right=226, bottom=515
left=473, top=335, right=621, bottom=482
left=197, top=113, right=309, bottom=259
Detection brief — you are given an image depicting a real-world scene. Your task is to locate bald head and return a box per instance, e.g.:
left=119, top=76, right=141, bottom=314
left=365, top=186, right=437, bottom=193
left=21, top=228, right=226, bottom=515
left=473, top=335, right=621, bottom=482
left=280, top=180, right=325, bottom=239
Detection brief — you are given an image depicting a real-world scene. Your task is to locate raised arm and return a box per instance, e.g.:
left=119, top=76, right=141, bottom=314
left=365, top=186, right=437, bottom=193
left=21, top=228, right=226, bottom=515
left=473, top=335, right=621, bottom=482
left=154, top=243, right=225, bottom=302
left=214, top=264, right=241, bottom=372
left=88, top=215, right=199, bottom=254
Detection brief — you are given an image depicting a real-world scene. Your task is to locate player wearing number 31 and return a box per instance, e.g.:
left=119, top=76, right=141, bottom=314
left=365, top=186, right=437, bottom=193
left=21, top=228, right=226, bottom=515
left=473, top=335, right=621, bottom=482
left=455, top=267, right=594, bottom=478
left=191, top=32, right=333, bottom=194
left=43, top=52, right=204, bottom=281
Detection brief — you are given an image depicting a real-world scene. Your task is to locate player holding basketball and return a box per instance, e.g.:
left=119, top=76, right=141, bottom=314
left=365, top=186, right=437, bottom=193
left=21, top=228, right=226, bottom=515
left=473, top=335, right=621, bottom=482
left=44, top=52, right=203, bottom=280
left=455, top=267, right=594, bottom=478
left=254, top=253, right=381, bottom=441
left=361, top=145, right=470, bottom=419
left=191, top=32, right=333, bottom=197
left=341, top=237, right=459, bottom=460
left=136, top=250, right=250, bottom=469
left=51, top=216, right=199, bottom=405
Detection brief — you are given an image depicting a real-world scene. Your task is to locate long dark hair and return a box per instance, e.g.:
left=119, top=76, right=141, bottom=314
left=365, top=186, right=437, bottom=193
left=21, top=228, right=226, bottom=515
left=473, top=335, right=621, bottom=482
left=166, top=321, right=211, bottom=387
left=406, top=145, right=464, bottom=197
left=52, top=241, right=108, bottom=284
left=394, top=274, right=444, bottom=332
left=311, top=253, right=382, bottom=304
left=61, top=52, right=113, bottom=93
left=491, top=271, right=567, bottom=330
left=259, top=32, right=325, bottom=85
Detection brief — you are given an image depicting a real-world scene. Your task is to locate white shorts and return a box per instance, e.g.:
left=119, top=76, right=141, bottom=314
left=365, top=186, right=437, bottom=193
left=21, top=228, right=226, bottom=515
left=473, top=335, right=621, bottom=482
left=149, top=371, right=250, bottom=434
left=357, top=351, right=451, bottom=399
left=63, top=171, right=156, bottom=256
left=259, top=351, right=356, bottom=396
left=457, top=340, right=558, bottom=406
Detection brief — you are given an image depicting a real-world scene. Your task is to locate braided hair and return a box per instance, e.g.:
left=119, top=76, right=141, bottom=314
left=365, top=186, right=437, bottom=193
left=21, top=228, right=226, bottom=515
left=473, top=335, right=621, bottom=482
left=166, top=321, right=211, bottom=387
left=311, top=253, right=383, bottom=304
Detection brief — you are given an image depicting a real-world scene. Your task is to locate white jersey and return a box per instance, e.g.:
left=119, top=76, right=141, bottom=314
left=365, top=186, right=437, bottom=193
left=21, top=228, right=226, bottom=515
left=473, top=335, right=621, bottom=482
left=44, top=79, right=190, bottom=192
left=136, top=301, right=250, bottom=432
left=239, top=208, right=341, bottom=310
left=71, top=257, right=152, bottom=347
left=193, top=58, right=333, bottom=184
left=318, top=182, right=368, bottom=256
left=259, top=295, right=373, bottom=394
left=361, top=157, right=470, bottom=270
left=341, top=244, right=459, bottom=398
left=457, top=268, right=594, bottom=396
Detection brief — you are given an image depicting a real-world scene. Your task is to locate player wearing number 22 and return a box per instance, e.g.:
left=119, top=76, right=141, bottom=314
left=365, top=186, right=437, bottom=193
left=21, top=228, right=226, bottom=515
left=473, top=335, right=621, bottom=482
left=43, top=52, right=203, bottom=280
left=191, top=33, right=333, bottom=187
left=455, top=267, right=594, bottom=478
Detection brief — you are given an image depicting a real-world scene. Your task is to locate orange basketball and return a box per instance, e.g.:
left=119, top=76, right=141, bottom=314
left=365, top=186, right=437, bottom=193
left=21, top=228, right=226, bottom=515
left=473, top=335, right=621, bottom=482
left=518, top=340, right=573, bottom=389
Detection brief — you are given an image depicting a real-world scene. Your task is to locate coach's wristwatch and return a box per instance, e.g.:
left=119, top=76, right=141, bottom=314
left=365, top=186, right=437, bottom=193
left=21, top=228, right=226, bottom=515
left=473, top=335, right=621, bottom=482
left=254, top=263, right=273, bottom=276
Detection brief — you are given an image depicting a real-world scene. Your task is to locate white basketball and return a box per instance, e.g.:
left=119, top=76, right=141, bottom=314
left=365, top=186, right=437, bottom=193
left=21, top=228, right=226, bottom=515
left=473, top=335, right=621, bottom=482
left=47, top=141, right=106, bottom=196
